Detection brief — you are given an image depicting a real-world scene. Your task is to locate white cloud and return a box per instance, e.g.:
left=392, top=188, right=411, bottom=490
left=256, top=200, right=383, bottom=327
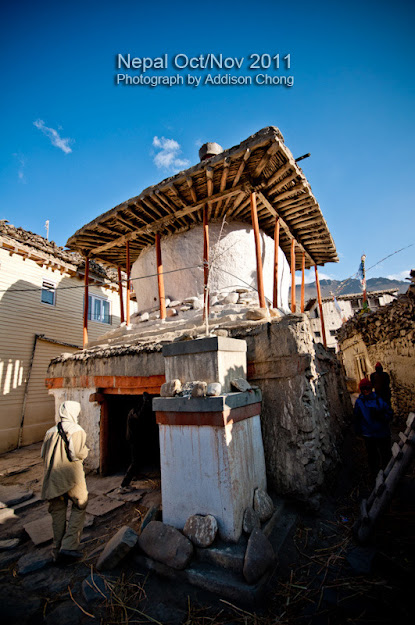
left=13, top=153, right=26, bottom=183
left=294, top=270, right=333, bottom=285
left=152, top=136, right=190, bottom=171
left=386, top=270, right=410, bottom=281
left=33, top=119, right=73, bottom=154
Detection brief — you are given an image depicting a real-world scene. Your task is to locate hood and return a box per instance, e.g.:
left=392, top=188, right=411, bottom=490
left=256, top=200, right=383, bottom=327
left=57, top=401, right=81, bottom=425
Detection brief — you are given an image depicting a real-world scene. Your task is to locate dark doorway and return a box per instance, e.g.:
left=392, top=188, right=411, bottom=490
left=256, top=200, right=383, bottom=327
left=104, top=394, right=160, bottom=475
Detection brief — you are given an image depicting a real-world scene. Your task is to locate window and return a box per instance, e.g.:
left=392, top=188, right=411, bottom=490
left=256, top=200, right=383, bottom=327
left=315, top=331, right=321, bottom=337
left=88, top=294, right=111, bottom=324
left=330, top=330, right=336, bottom=336
left=41, top=280, right=56, bottom=306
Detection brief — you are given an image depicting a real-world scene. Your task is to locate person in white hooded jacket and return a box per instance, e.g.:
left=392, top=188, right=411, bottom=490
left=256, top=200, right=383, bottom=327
left=41, top=401, right=89, bottom=560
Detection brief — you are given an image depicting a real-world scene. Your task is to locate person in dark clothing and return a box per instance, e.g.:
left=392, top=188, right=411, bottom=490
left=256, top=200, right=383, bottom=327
left=354, top=378, right=393, bottom=480
left=370, top=362, right=391, bottom=405
left=120, top=393, right=151, bottom=490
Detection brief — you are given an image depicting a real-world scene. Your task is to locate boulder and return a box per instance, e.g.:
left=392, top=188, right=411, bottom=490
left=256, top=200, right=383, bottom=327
left=246, top=308, right=269, bottom=321
left=0, top=538, right=19, bottom=550
left=183, top=514, right=218, bottom=548
left=223, top=293, right=239, bottom=304
left=230, top=378, right=252, bottom=392
left=140, top=312, right=150, bottom=322
left=236, top=288, right=249, bottom=294
left=17, top=547, right=53, bottom=575
left=138, top=521, right=193, bottom=570
left=243, top=528, right=275, bottom=584
left=169, top=300, right=181, bottom=308
left=97, top=526, right=138, bottom=571
left=192, top=299, right=204, bottom=310
left=242, top=507, right=260, bottom=534
left=253, top=488, right=274, bottom=522
left=207, top=382, right=222, bottom=397
left=166, top=308, right=178, bottom=317
left=180, top=305, right=191, bottom=312
left=160, top=379, right=182, bottom=397
left=191, top=381, right=207, bottom=397
left=269, top=308, right=282, bottom=318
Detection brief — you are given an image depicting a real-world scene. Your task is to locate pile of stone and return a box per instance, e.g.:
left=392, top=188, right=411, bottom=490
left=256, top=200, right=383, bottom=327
left=95, top=487, right=276, bottom=587
left=160, top=377, right=253, bottom=398
left=337, top=286, right=415, bottom=346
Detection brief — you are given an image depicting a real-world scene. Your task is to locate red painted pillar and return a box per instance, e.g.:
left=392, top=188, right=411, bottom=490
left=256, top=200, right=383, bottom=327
left=203, top=205, right=210, bottom=320
left=117, top=267, right=125, bottom=324
left=291, top=240, right=296, bottom=313
left=301, top=252, right=305, bottom=313
left=156, top=233, right=166, bottom=320
left=126, top=242, right=131, bottom=326
left=250, top=192, right=266, bottom=308
left=273, top=217, right=280, bottom=308
left=315, top=264, right=327, bottom=348
left=83, top=257, right=89, bottom=348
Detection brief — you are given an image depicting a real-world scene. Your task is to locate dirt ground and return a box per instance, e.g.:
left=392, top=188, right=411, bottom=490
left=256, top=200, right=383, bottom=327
left=0, top=427, right=414, bottom=625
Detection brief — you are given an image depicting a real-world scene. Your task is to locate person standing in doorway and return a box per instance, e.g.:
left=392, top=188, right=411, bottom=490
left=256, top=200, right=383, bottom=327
left=120, top=392, right=151, bottom=491
left=370, top=362, right=392, bottom=406
left=41, top=401, right=89, bottom=561
left=354, top=378, right=393, bottom=481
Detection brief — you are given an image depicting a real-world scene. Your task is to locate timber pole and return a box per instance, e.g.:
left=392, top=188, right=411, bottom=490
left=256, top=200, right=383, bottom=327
left=315, top=264, right=327, bottom=348
left=291, top=239, right=296, bottom=313
left=301, top=252, right=306, bottom=313
left=117, top=267, right=125, bottom=324
left=156, top=233, right=166, bottom=321
left=83, top=257, right=89, bottom=348
left=250, top=191, right=266, bottom=308
left=273, top=216, right=280, bottom=308
left=126, top=242, right=131, bottom=326
left=203, top=205, right=210, bottom=320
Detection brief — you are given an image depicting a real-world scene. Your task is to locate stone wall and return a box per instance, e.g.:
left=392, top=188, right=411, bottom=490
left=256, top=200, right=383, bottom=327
left=337, top=286, right=415, bottom=421
left=230, top=316, right=352, bottom=505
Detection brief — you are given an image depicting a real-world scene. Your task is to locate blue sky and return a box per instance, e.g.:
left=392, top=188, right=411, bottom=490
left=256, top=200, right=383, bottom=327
left=1, top=0, right=414, bottom=284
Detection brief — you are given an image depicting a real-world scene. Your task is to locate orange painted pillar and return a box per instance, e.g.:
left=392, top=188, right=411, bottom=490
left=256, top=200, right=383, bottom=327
left=290, top=239, right=296, bottom=313
left=301, top=252, right=306, bottom=313
left=126, top=242, right=131, bottom=326
left=83, top=257, right=89, bottom=348
left=250, top=192, right=266, bottom=308
left=203, top=205, right=210, bottom=319
left=273, top=217, right=280, bottom=308
left=117, top=266, right=125, bottom=324
left=315, top=264, right=327, bottom=348
left=156, top=233, right=166, bottom=320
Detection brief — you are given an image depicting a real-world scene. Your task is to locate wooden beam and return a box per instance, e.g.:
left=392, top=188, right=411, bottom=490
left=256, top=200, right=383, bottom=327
left=301, top=252, right=305, bottom=313
left=223, top=148, right=251, bottom=210
left=290, top=240, right=296, bottom=313
left=126, top=242, right=131, bottom=326
left=90, top=184, right=246, bottom=255
left=265, top=159, right=295, bottom=187
left=270, top=183, right=307, bottom=204
left=83, top=257, right=89, bottom=348
left=206, top=167, right=214, bottom=220
left=155, top=233, right=166, bottom=321
left=214, top=157, right=230, bottom=217
left=268, top=169, right=304, bottom=197
left=315, top=265, right=327, bottom=348
left=273, top=217, right=280, bottom=308
left=250, top=192, right=266, bottom=308
left=253, top=142, right=280, bottom=178
left=256, top=191, right=316, bottom=266
left=203, top=205, right=209, bottom=320
left=117, top=267, right=125, bottom=324
left=167, top=183, right=197, bottom=222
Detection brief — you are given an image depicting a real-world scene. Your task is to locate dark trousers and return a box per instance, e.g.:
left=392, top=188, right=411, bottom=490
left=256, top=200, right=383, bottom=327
left=364, top=436, right=392, bottom=479
left=121, top=444, right=140, bottom=487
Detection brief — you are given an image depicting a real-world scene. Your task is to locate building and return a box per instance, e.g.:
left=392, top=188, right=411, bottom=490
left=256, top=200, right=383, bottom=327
left=46, top=126, right=351, bottom=515
left=306, top=289, right=398, bottom=350
left=0, top=220, right=137, bottom=453
left=337, top=272, right=415, bottom=419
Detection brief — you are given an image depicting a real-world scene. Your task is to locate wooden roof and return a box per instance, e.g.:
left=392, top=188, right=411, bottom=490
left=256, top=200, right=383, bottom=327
left=66, top=126, right=338, bottom=271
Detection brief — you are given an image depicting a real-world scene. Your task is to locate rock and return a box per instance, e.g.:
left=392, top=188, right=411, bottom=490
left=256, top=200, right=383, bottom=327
left=138, top=521, right=193, bottom=570
left=246, top=308, right=269, bottom=321
left=207, top=382, right=222, bottom=397
left=242, top=507, right=260, bottom=534
left=140, top=312, right=150, bottom=322
left=209, top=295, right=218, bottom=306
left=180, top=305, right=191, bottom=311
left=97, top=525, right=138, bottom=571
left=17, top=547, right=53, bottom=575
left=243, top=528, right=275, bottom=584
left=183, top=514, right=218, bottom=548
left=160, top=379, right=182, bottom=397
left=224, top=293, right=239, bottom=304
left=0, top=538, right=19, bottom=550
left=140, top=504, right=160, bottom=533
left=24, top=516, right=53, bottom=545
left=44, top=600, right=83, bottom=625
left=191, top=381, right=207, bottom=397
left=230, top=378, right=252, bottom=392
left=0, top=485, right=34, bottom=508
left=213, top=329, right=228, bottom=337
left=253, top=488, right=274, bottom=522
left=192, top=299, right=204, bottom=310
left=82, top=573, right=111, bottom=603
left=166, top=308, right=178, bottom=317
left=269, top=308, right=282, bottom=318
left=149, top=311, right=160, bottom=320
left=165, top=298, right=171, bottom=308
left=236, top=288, right=249, bottom=294
left=169, top=300, right=181, bottom=308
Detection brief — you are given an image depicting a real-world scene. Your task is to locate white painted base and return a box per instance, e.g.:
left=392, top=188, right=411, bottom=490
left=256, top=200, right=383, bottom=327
left=159, top=415, right=267, bottom=542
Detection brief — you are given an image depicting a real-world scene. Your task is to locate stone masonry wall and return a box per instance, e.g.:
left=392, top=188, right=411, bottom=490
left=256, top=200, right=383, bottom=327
left=231, top=316, right=352, bottom=505
left=337, top=285, right=415, bottom=421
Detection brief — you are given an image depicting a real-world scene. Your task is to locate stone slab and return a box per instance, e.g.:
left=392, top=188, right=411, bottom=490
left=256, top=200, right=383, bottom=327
left=86, top=474, right=125, bottom=495
left=87, top=495, right=125, bottom=516
left=107, top=488, right=146, bottom=503
left=0, top=485, right=34, bottom=508
left=13, top=495, right=42, bottom=512
left=162, top=336, right=247, bottom=357
left=17, top=546, right=53, bottom=575
left=0, top=538, right=19, bottom=550
left=24, top=516, right=53, bottom=546
left=153, top=389, right=262, bottom=413
left=0, top=507, right=17, bottom=523
left=97, top=525, right=138, bottom=571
